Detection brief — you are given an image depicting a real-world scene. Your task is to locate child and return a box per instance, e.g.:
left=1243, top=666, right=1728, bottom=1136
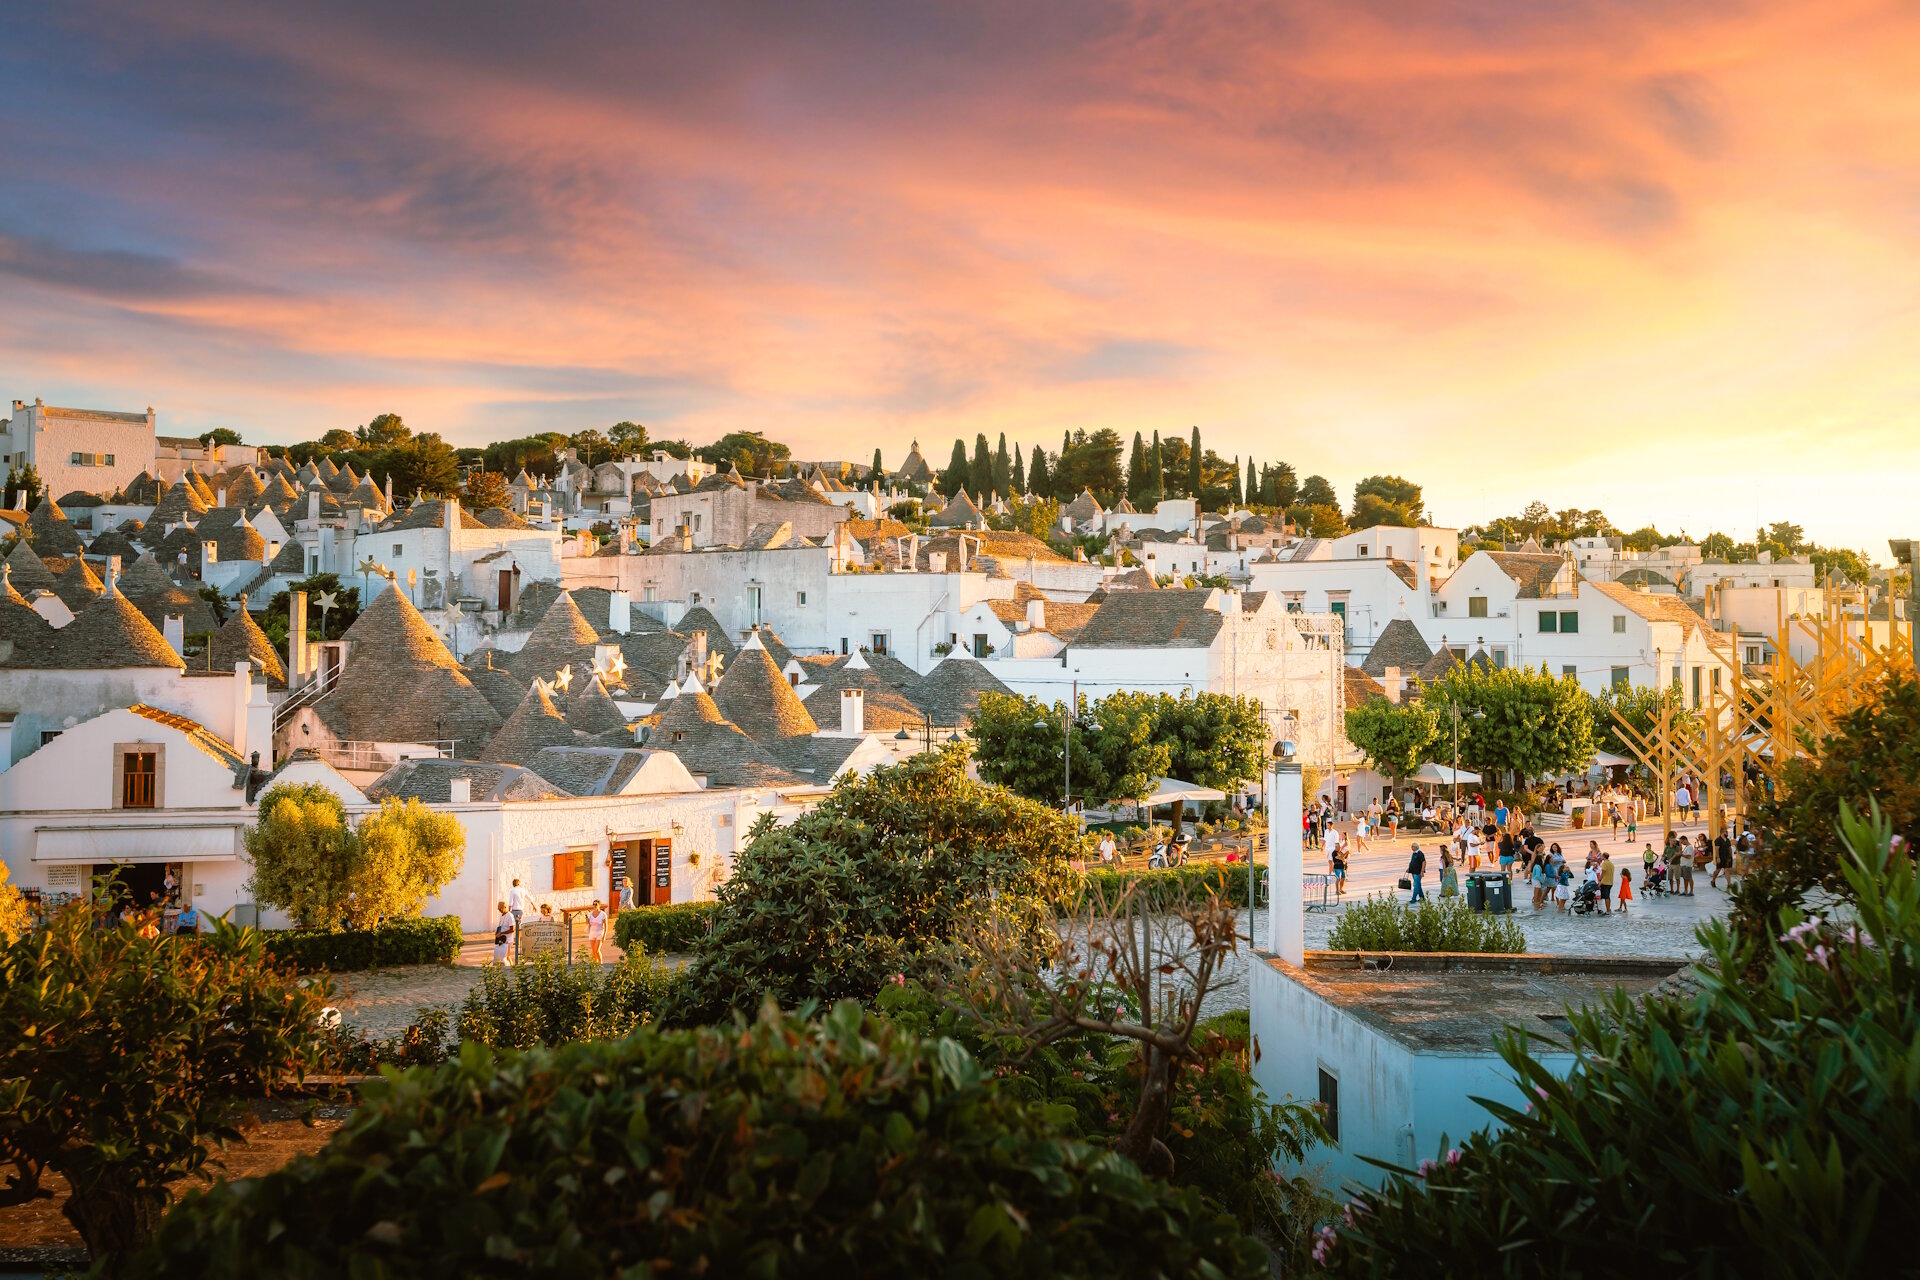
left=1626, top=812, right=1638, bottom=845
left=1617, top=868, right=1633, bottom=914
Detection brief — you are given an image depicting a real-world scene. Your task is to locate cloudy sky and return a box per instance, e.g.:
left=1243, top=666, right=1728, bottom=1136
left=3, top=1, right=1916, bottom=552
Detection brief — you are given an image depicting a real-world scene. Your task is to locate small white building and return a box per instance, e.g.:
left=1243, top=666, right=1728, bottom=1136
left=1, top=398, right=156, bottom=502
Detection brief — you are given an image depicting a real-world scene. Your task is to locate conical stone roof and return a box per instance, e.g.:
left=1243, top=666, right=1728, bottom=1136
left=223, top=468, right=267, bottom=506
left=0, top=564, right=55, bottom=667
left=5, top=542, right=58, bottom=595
left=509, top=590, right=603, bottom=685
left=49, top=556, right=103, bottom=611
left=713, top=634, right=817, bottom=741
left=673, top=606, right=737, bottom=663
left=1417, top=644, right=1463, bottom=683
left=328, top=463, right=359, bottom=495
left=462, top=650, right=530, bottom=719
left=86, top=527, right=142, bottom=565
left=1361, top=617, right=1435, bottom=678
left=905, top=654, right=1013, bottom=728
left=187, top=470, right=217, bottom=504
left=27, top=497, right=84, bottom=556
left=311, top=584, right=501, bottom=755
left=48, top=587, right=184, bottom=670
left=207, top=596, right=288, bottom=687
left=565, top=674, right=627, bottom=735
left=317, top=456, right=339, bottom=480
left=649, top=684, right=798, bottom=786
left=483, top=682, right=576, bottom=764
left=804, top=650, right=922, bottom=732
left=148, top=480, right=210, bottom=529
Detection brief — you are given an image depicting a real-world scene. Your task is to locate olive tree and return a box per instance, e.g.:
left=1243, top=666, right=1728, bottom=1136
left=346, top=797, right=465, bottom=929
left=244, top=782, right=360, bottom=929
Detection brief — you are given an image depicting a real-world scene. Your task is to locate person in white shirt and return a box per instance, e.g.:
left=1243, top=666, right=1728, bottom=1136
left=508, top=879, right=530, bottom=928
left=1098, top=831, right=1117, bottom=865
left=1464, top=825, right=1484, bottom=871
left=492, top=901, right=515, bottom=963
left=586, top=901, right=608, bottom=963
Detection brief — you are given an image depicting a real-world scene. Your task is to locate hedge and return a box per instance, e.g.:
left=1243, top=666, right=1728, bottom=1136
left=1064, top=863, right=1266, bottom=912
left=613, top=902, right=719, bottom=955
left=260, top=916, right=463, bottom=971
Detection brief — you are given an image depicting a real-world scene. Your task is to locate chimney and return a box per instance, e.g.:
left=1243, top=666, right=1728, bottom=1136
left=689, top=631, right=708, bottom=674
left=267, top=539, right=280, bottom=564
left=840, top=687, right=865, bottom=737
left=449, top=777, right=472, bottom=804
left=608, top=590, right=631, bottom=635
left=217, top=488, right=227, bottom=508
left=105, top=555, right=122, bottom=594
left=1026, top=598, right=1046, bottom=631
left=1266, top=759, right=1305, bottom=966
left=308, top=487, right=319, bottom=524
left=1384, top=666, right=1402, bottom=704
left=928, top=551, right=947, bottom=574
left=202, top=539, right=218, bottom=566
left=385, top=474, right=394, bottom=507
left=289, top=591, right=308, bottom=682
left=443, top=498, right=460, bottom=536
left=164, top=614, right=185, bottom=656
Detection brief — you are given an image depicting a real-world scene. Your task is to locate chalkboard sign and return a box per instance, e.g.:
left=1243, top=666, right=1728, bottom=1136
left=654, top=840, right=672, bottom=891
left=519, top=920, right=567, bottom=960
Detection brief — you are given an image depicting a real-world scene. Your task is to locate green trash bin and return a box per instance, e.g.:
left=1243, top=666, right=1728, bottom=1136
left=1485, top=874, right=1514, bottom=914
left=1466, top=874, right=1487, bottom=912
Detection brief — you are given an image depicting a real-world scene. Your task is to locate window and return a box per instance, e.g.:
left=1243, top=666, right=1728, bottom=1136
left=1613, top=615, right=1627, bottom=634
left=869, top=632, right=889, bottom=657
left=1611, top=666, right=1630, bottom=689
left=1329, top=600, right=1347, bottom=621
left=1712, top=667, right=1722, bottom=690
left=973, top=633, right=989, bottom=658
left=692, top=514, right=702, bottom=531
left=1469, top=596, right=1488, bottom=618
left=795, top=591, right=807, bottom=606
left=1538, top=610, right=1558, bottom=633
left=551, top=849, right=593, bottom=891
left=840, top=637, right=849, bottom=655
left=40, top=730, right=59, bottom=745
left=392, top=543, right=403, bottom=556
left=1491, top=646, right=1509, bottom=669
left=1559, top=611, right=1579, bottom=633
left=67, top=451, right=114, bottom=466
left=1691, top=665, right=1702, bottom=706
left=122, top=751, right=156, bottom=809
left=1357, top=545, right=1369, bottom=557
left=1318, top=1068, right=1340, bottom=1144
left=1746, top=646, right=1760, bottom=664
left=1563, top=665, right=1578, bottom=677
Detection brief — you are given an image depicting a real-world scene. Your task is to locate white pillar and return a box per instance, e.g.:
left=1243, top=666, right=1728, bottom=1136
left=1267, top=761, right=1304, bottom=966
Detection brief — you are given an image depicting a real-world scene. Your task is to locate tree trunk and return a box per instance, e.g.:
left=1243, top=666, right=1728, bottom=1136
left=1114, top=1043, right=1177, bottom=1178
left=62, top=1173, right=166, bottom=1277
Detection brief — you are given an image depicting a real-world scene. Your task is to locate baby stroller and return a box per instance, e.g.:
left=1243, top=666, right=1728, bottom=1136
left=1642, top=864, right=1670, bottom=897
left=1570, top=880, right=1604, bottom=916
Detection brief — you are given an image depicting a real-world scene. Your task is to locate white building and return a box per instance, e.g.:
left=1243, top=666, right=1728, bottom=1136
left=1, top=399, right=156, bottom=501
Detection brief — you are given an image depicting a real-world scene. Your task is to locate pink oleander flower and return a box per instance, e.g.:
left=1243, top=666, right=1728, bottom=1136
left=890, top=973, right=906, bottom=986
left=1447, top=1148, right=1463, bottom=1165
left=1809, top=944, right=1831, bottom=969
left=1535, top=1085, right=1549, bottom=1100
left=1418, top=1158, right=1436, bottom=1178
left=1312, top=1225, right=1338, bottom=1264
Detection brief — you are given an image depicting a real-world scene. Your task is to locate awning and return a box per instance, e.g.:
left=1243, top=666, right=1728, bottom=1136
left=1409, top=762, right=1482, bottom=785
left=33, top=823, right=242, bottom=863
left=1589, top=750, right=1635, bottom=768
left=1134, top=778, right=1228, bottom=807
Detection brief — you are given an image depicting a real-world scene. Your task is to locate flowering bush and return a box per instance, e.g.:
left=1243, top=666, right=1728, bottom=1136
left=1313, top=803, right=1919, bottom=1277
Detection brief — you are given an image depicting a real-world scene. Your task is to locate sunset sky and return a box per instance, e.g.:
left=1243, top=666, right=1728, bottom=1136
left=3, top=1, right=1917, bottom=553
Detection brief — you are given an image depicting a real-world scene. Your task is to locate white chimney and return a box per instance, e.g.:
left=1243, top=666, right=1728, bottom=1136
left=443, top=498, right=460, bottom=534
left=449, top=777, right=472, bottom=804
left=164, top=615, right=185, bottom=656
left=1267, top=760, right=1305, bottom=966
left=217, top=488, right=227, bottom=508
left=267, top=539, right=280, bottom=564
left=928, top=552, right=947, bottom=574
left=202, top=540, right=219, bottom=566
left=1025, top=598, right=1046, bottom=631
left=608, top=590, right=631, bottom=635
left=840, top=687, right=865, bottom=737
left=308, top=487, right=320, bottom=524
left=106, top=555, right=122, bottom=594
left=232, top=661, right=252, bottom=759
left=247, top=675, right=271, bottom=769
left=1384, top=666, right=1403, bottom=705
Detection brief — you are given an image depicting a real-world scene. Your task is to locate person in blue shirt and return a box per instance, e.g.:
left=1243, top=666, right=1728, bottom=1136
left=1494, top=801, right=1509, bottom=830
left=174, top=902, right=200, bottom=935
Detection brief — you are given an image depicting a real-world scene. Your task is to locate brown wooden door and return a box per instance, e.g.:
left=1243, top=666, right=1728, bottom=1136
left=649, top=839, right=672, bottom=905
left=498, top=570, right=513, bottom=611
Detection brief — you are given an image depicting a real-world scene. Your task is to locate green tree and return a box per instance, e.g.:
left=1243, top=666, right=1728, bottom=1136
left=459, top=470, right=511, bottom=514
left=1594, top=682, right=1695, bottom=758
left=348, top=797, right=465, bottom=930
left=380, top=432, right=461, bottom=498
left=1158, top=434, right=1189, bottom=499
left=608, top=420, right=649, bottom=456
left=1244, top=457, right=1255, bottom=505
left=1156, top=692, right=1268, bottom=791
left=1287, top=502, right=1348, bottom=537
left=1011, top=442, right=1025, bottom=495
left=316, top=428, right=358, bottom=452
left=1810, top=545, right=1872, bottom=585
left=1423, top=663, right=1599, bottom=786
left=3, top=463, right=43, bottom=510
left=695, top=430, right=790, bottom=478
left=355, top=413, right=410, bottom=449
left=941, top=438, right=970, bottom=497
left=0, top=906, right=328, bottom=1271
left=1738, top=671, right=1920, bottom=939
left=1026, top=443, right=1048, bottom=496
left=970, top=690, right=1105, bottom=807
left=1229, top=455, right=1243, bottom=506
left=1349, top=475, right=1425, bottom=529
left=669, top=749, right=1080, bottom=1019
left=1344, top=697, right=1440, bottom=780
left=971, top=433, right=993, bottom=498
left=1052, top=428, right=1126, bottom=505
left=992, top=433, right=1011, bottom=498
left=1150, top=430, right=1165, bottom=504
left=1298, top=474, right=1338, bottom=508
left=569, top=428, right=611, bottom=466
left=1187, top=426, right=1202, bottom=497
left=196, top=427, right=243, bottom=448
left=1128, top=432, right=1150, bottom=504
left=870, top=446, right=884, bottom=482
left=1087, top=690, right=1173, bottom=807
left=244, top=783, right=362, bottom=930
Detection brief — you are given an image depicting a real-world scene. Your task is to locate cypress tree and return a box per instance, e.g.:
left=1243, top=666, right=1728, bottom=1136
left=1013, top=443, right=1026, bottom=495
left=941, top=439, right=970, bottom=497
left=1230, top=455, right=1243, bottom=505
left=1028, top=445, right=1050, bottom=497
left=1150, top=430, right=1164, bottom=505
left=1188, top=426, right=1202, bottom=499
left=1245, top=457, right=1256, bottom=505
left=992, top=433, right=1011, bottom=499
left=872, top=447, right=884, bottom=484
left=970, top=434, right=993, bottom=498
left=1127, top=431, right=1148, bottom=505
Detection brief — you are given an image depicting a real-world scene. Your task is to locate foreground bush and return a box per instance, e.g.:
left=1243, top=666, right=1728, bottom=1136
left=261, top=915, right=462, bottom=971
left=1316, top=806, right=1918, bottom=1277
left=611, top=900, right=718, bottom=953
left=1070, top=862, right=1264, bottom=912
left=669, top=748, right=1079, bottom=1021
left=0, top=910, right=328, bottom=1273
left=1325, top=894, right=1526, bottom=953
left=137, top=1001, right=1266, bottom=1279
left=454, top=951, right=681, bottom=1048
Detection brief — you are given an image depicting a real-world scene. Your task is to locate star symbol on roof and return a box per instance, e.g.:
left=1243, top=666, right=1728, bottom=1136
left=554, top=663, right=574, bottom=693
left=357, top=557, right=379, bottom=574
left=445, top=600, right=464, bottom=623
left=598, top=650, right=626, bottom=682
left=316, top=591, right=338, bottom=612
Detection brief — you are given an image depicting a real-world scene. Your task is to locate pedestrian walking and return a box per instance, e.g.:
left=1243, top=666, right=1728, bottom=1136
left=492, top=901, right=515, bottom=963
left=1711, top=831, right=1733, bottom=887
left=509, top=878, right=529, bottom=930
left=586, top=900, right=607, bottom=963
left=1617, top=867, right=1632, bottom=914
left=1598, top=851, right=1617, bottom=914
left=1406, top=842, right=1427, bottom=903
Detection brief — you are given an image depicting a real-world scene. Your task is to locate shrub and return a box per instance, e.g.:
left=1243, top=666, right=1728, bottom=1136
left=318, top=1006, right=455, bottom=1073
left=0, top=909, right=329, bottom=1272
left=1325, top=894, right=1527, bottom=953
left=137, top=1001, right=1267, bottom=1279
left=669, top=748, right=1078, bottom=1021
left=611, top=900, right=718, bottom=954
left=347, top=797, right=465, bottom=929
left=1738, top=670, right=1920, bottom=939
left=260, top=916, right=462, bottom=971
left=454, top=951, right=681, bottom=1048
left=1315, top=806, right=1919, bottom=1276
left=1070, top=863, right=1264, bottom=912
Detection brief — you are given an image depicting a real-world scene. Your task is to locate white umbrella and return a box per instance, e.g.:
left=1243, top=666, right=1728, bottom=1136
left=1410, top=762, right=1481, bottom=785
